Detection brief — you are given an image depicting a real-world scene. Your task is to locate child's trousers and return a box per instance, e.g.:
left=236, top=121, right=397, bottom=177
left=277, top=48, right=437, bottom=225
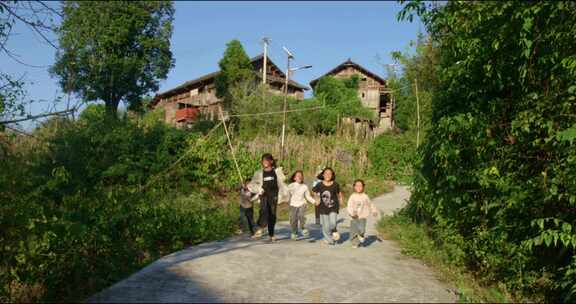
left=289, top=205, right=307, bottom=234
left=240, top=206, right=255, bottom=235
left=319, top=212, right=338, bottom=244
left=350, top=217, right=367, bottom=246
left=257, top=194, right=278, bottom=237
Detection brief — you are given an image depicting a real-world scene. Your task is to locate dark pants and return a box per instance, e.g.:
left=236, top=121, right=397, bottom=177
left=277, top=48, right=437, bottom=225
left=257, top=194, right=278, bottom=237
left=315, top=204, right=320, bottom=224
left=240, top=206, right=255, bottom=235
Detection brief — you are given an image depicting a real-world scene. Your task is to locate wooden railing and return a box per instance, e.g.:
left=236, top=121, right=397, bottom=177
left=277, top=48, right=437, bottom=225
left=175, top=107, right=200, bottom=122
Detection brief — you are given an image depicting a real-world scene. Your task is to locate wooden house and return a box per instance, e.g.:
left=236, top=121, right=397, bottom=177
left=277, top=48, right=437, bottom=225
left=310, top=58, right=393, bottom=133
left=149, top=54, right=308, bottom=127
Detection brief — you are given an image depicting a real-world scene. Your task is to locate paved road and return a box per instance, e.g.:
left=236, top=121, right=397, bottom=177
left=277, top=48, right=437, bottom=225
left=89, top=185, right=455, bottom=303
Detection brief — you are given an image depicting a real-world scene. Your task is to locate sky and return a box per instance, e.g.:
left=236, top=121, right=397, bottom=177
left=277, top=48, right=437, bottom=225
left=1, top=1, right=423, bottom=130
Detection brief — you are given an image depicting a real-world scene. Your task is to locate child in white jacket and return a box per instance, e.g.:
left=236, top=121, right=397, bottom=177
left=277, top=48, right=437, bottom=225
left=347, top=179, right=381, bottom=248
left=247, top=153, right=289, bottom=242
left=287, top=170, right=317, bottom=240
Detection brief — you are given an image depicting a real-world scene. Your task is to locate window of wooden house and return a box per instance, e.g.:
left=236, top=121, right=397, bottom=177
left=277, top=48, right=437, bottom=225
left=190, top=88, right=199, bottom=96
left=361, top=92, right=366, bottom=99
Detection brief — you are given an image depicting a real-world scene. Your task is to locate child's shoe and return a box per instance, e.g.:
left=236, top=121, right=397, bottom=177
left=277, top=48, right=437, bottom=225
left=302, top=229, right=310, bottom=237
left=358, top=235, right=365, bottom=244
left=332, top=231, right=341, bottom=242
left=291, top=233, right=298, bottom=240
left=254, top=228, right=263, bottom=238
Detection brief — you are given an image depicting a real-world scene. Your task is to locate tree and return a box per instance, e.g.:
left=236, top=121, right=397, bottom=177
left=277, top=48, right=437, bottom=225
left=50, top=1, right=175, bottom=117
left=400, top=1, right=576, bottom=301
left=387, top=33, right=437, bottom=132
left=214, top=40, right=256, bottom=111
left=0, top=1, right=61, bottom=127
left=306, top=75, right=374, bottom=134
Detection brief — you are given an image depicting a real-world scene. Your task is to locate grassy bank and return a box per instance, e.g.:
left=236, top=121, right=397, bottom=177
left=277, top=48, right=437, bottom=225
left=377, top=211, right=519, bottom=303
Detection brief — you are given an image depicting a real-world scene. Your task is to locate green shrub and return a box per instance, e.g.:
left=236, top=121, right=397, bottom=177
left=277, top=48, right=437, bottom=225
left=378, top=211, right=512, bottom=302
left=402, top=1, right=576, bottom=301
left=0, top=106, right=246, bottom=302
left=368, top=131, right=417, bottom=184
left=0, top=183, right=235, bottom=302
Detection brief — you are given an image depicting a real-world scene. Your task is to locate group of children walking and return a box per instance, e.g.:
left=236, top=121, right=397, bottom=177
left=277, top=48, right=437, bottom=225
left=239, top=153, right=381, bottom=247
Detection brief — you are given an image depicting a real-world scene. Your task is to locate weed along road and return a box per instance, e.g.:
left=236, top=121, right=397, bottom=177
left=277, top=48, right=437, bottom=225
left=89, top=186, right=455, bottom=303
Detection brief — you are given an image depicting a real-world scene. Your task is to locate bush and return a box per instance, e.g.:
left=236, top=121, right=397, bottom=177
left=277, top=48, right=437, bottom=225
left=368, top=131, right=417, bottom=184
left=378, top=211, right=512, bottom=302
left=402, top=1, right=576, bottom=301
left=0, top=105, right=249, bottom=302
left=1, top=184, right=236, bottom=302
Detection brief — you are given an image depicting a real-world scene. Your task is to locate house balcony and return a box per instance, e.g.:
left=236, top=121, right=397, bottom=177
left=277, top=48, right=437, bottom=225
left=175, top=107, right=200, bottom=122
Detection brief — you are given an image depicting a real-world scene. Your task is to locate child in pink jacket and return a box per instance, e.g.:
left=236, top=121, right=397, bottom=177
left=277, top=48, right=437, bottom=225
left=346, top=179, right=381, bottom=248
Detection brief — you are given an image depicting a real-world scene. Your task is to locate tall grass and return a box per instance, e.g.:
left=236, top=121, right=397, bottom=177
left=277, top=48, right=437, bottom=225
left=240, top=133, right=392, bottom=197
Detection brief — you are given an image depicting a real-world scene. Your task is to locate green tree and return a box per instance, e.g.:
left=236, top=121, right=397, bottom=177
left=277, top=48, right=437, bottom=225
left=215, top=40, right=256, bottom=111
left=400, top=1, right=576, bottom=301
left=0, top=1, right=59, bottom=126
left=310, top=75, right=375, bottom=134
left=388, top=33, right=437, bottom=132
left=50, top=1, right=175, bottom=117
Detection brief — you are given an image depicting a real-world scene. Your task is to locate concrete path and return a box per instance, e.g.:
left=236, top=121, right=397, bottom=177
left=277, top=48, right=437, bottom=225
left=89, top=185, right=456, bottom=303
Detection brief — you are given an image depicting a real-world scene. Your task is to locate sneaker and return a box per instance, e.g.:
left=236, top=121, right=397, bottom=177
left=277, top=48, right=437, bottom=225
left=291, top=233, right=298, bottom=240
left=302, top=229, right=310, bottom=237
left=250, top=234, right=258, bottom=240
left=352, top=244, right=359, bottom=249
left=358, top=235, right=365, bottom=244
left=321, top=239, right=333, bottom=246
left=269, top=236, right=277, bottom=243
left=254, top=229, right=263, bottom=238
left=332, top=232, right=341, bottom=241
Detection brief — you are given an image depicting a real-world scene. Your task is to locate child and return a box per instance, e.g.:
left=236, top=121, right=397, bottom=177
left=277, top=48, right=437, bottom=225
left=287, top=170, right=316, bottom=240
left=247, top=153, right=289, bottom=243
left=312, top=167, right=344, bottom=245
left=311, top=166, right=324, bottom=226
left=347, top=179, right=381, bottom=248
left=239, top=178, right=259, bottom=238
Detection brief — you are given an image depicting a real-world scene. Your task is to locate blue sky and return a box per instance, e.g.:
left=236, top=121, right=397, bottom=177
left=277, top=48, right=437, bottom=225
left=1, top=1, right=423, bottom=130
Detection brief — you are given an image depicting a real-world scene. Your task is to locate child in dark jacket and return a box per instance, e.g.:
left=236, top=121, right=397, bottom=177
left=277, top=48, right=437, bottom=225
left=239, top=178, right=259, bottom=238
left=312, top=167, right=344, bottom=245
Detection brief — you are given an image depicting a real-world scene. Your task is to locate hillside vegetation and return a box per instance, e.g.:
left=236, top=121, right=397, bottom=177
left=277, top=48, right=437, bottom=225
left=390, top=1, right=576, bottom=302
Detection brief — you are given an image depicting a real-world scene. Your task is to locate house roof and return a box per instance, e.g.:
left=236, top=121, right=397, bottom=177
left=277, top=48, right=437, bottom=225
left=150, top=54, right=308, bottom=107
left=309, top=58, right=387, bottom=88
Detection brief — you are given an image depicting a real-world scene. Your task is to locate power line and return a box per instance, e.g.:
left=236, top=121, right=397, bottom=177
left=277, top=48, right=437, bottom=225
left=228, top=105, right=325, bottom=118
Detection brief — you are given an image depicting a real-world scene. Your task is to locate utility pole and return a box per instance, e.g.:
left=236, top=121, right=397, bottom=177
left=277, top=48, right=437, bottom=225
left=262, top=37, right=270, bottom=85
left=280, top=47, right=293, bottom=162
left=261, top=37, right=271, bottom=131
left=415, top=77, right=421, bottom=149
